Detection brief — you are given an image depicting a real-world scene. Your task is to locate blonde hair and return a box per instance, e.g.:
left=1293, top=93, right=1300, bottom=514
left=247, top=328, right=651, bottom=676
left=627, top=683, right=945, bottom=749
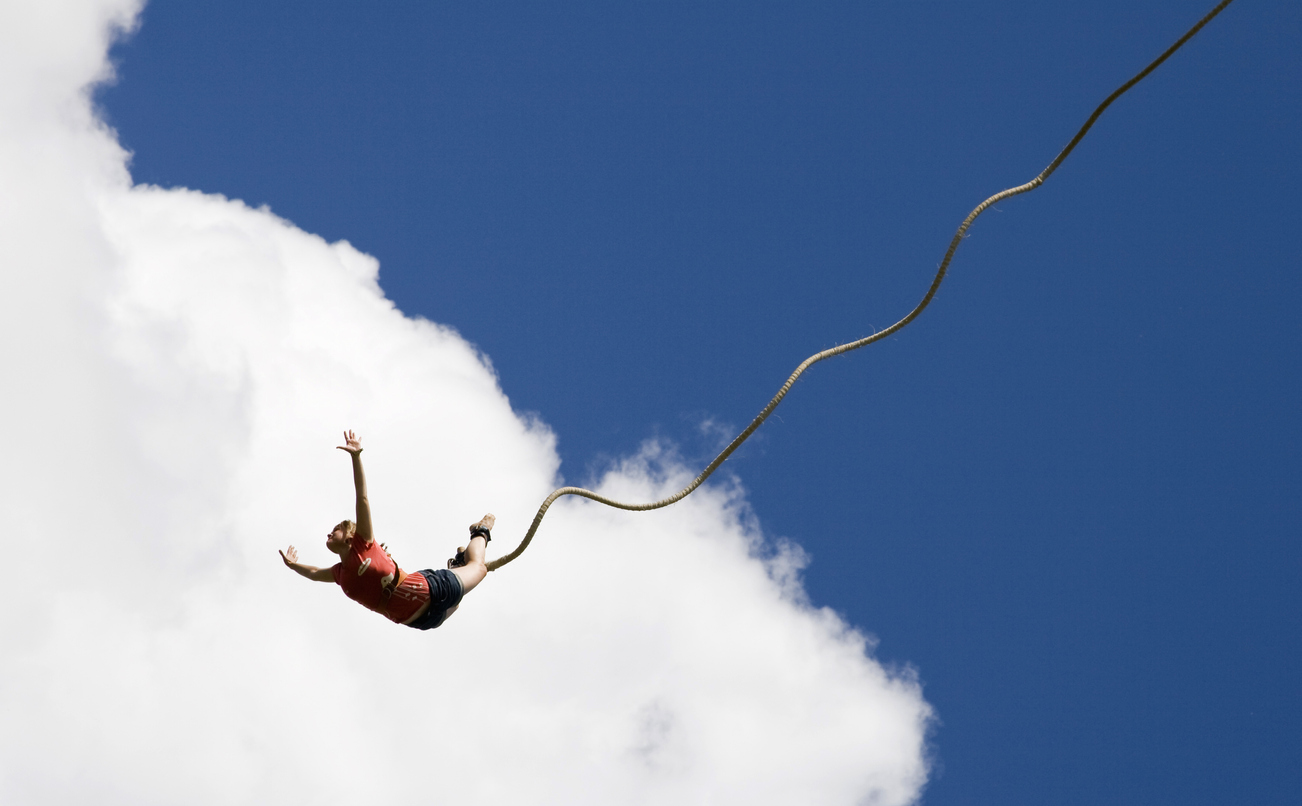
left=332, top=520, right=357, bottom=539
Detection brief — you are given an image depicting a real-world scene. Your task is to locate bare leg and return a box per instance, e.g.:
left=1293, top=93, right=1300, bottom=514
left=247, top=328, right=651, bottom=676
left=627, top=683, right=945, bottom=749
left=449, top=514, right=493, bottom=595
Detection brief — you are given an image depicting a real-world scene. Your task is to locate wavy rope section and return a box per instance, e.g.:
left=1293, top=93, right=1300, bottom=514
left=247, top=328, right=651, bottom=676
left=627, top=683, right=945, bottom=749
left=487, top=0, right=1237, bottom=572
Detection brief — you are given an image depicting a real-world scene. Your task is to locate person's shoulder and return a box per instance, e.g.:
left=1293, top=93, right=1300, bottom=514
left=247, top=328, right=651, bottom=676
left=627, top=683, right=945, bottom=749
left=330, top=562, right=344, bottom=584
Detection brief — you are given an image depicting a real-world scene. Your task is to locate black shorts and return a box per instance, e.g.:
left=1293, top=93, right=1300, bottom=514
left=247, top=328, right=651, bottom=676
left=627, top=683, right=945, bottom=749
left=405, top=568, right=465, bottom=630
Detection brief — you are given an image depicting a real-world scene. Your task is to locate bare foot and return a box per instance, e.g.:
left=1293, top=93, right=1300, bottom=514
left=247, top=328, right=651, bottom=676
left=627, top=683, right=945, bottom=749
left=471, top=513, right=496, bottom=532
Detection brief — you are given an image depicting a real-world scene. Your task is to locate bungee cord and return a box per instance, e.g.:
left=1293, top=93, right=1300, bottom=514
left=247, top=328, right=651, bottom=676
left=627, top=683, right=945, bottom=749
left=487, top=0, right=1238, bottom=572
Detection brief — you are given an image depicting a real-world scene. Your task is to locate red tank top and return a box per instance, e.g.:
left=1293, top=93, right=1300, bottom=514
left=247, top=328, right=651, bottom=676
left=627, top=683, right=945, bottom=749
left=331, top=535, right=430, bottom=623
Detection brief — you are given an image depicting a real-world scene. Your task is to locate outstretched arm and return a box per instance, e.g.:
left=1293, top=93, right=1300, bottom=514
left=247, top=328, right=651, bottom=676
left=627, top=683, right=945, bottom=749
left=337, top=429, right=374, bottom=545
left=279, top=546, right=334, bottom=583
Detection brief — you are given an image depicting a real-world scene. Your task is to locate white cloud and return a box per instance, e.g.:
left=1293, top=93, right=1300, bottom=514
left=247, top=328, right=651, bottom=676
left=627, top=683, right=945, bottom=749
left=0, top=2, right=932, bottom=804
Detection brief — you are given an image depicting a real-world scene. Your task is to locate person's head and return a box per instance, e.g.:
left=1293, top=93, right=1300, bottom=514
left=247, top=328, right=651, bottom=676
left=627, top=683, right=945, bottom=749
left=325, top=519, right=356, bottom=554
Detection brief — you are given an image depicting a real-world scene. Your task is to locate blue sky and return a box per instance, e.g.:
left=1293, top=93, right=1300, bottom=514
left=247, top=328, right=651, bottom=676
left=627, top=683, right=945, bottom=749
left=99, top=2, right=1300, bottom=803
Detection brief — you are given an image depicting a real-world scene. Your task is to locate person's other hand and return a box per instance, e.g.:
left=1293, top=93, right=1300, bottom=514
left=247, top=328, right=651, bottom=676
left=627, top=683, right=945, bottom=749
left=337, top=429, right=362, bottom=455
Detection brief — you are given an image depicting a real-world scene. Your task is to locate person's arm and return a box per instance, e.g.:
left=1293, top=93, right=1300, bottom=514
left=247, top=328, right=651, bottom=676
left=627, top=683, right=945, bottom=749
left=337, top=429, right=373, bottom=545
left=279, top=546, right=335, bottom=583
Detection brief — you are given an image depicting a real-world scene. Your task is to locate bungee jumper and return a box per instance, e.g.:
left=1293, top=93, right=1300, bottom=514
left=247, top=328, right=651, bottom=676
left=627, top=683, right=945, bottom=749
left=279, top=430, right=493, bottom=630
left=278, top=1, right=1239, bottom=598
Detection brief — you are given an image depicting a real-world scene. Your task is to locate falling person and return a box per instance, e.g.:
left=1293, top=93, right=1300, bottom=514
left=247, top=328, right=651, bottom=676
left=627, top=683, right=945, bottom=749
left=280, top=430, right=492, bottom=630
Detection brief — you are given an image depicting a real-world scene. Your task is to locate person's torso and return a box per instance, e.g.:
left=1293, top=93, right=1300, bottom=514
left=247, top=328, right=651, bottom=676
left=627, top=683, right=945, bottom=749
left=385, top=571, right=431, bottom=624
left=332, top=536, right=398, bottom=612
left=331, top=536, right=430, bottom=623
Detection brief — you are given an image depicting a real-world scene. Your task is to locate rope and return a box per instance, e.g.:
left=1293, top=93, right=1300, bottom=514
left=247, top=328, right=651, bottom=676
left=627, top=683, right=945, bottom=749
left=487, top=0, right=1237, bottom=572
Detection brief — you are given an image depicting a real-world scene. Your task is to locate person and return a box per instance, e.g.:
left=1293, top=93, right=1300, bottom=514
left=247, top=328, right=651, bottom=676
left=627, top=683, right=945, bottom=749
left=279, top=430, right=492, bottom=630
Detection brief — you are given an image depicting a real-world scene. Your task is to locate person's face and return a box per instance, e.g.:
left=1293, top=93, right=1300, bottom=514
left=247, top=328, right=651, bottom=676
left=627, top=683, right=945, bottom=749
left=325, top=528, right=349, bottom=554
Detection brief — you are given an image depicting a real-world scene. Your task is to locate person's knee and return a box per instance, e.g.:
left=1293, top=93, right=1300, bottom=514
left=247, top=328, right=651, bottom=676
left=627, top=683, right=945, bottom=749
left=452, top=562, right=488, bottom=595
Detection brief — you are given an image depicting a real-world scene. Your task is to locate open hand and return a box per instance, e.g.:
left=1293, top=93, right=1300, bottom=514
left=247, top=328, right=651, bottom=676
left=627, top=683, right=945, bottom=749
left=337, top=429, right=362, bottom=455
left=279, top=546, right=299, bottom=567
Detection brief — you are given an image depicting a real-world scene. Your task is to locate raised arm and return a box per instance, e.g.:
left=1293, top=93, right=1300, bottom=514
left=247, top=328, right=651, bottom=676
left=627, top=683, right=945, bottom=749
left=337, top=429, right=373, bottom=545
left=279, top=546, right=335, bottom=582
